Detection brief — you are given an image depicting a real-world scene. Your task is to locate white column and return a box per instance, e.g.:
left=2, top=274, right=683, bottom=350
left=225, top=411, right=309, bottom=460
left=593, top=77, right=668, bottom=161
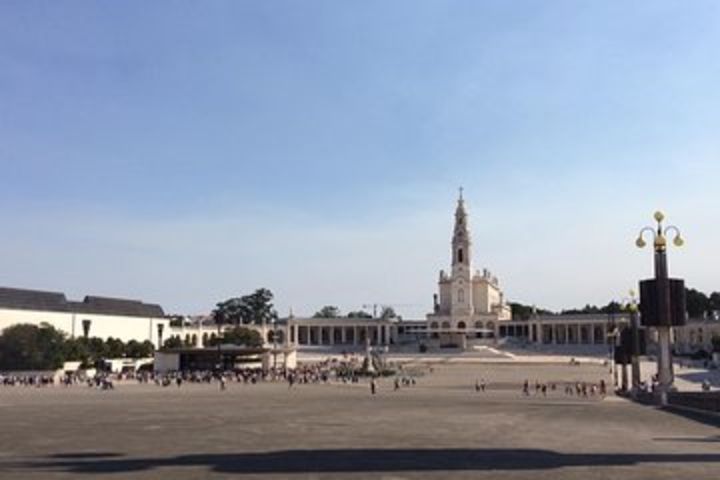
left=341, top=327, right=347, bottom=345
left=329, top=326, right=335, bottom=345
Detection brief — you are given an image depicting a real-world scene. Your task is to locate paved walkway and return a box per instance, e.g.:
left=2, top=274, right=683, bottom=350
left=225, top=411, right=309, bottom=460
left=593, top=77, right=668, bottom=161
left=0, top=363, right=718, bottom=479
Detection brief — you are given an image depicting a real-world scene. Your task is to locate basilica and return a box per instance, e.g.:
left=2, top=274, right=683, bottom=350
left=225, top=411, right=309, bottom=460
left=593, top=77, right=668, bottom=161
left=426, top=191, right=512, bottom=347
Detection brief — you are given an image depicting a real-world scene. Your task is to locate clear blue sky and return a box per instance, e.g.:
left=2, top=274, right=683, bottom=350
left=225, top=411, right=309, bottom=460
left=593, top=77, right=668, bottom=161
left=1, top=1, right=719, bottom=317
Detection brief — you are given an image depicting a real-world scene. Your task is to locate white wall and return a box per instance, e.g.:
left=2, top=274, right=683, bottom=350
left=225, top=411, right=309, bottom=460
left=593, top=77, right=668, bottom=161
left=0, top=308, right=169, bottom=345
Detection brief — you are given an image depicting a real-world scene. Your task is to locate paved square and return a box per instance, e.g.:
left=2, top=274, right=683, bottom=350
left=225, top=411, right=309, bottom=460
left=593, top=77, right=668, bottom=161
left=0, top=363, right=718, bottom=479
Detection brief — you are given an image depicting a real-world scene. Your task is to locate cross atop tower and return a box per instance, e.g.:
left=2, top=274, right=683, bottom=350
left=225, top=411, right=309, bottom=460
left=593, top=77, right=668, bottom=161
left=459, top=186, right=463, bottom=201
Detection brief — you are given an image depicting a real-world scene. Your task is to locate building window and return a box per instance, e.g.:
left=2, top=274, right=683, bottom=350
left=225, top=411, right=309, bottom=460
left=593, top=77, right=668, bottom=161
left=457, top=321, right=466, bottom=329
left=458, top=289, right=464, bottom=303
left=458, top=248, right=464, bottom=263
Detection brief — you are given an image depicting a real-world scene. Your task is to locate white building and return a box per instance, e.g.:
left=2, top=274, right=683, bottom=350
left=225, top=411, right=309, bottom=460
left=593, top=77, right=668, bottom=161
left=426, top=191, right=512, bottom=347
left=0, top=287, right=169, bottom=347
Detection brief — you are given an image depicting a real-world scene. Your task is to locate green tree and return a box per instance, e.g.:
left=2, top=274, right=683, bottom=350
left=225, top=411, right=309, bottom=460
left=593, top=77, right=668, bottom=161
left=105, top=337, right=126, bottom=358
left=347, top=310, right=372, bottom=318
left=562, top=304, right=601, bottom=315
left=510, top=303, right=534, bottom=320
left=218, top=327, right=263, bottom=347
left=380, top=306, right=397, bottom=319
left=163, top=335, right=183, bottom=349
left=314, top=305, right=341, bottom=318
left=213, top=288, right=278, bottom=327
left=685, top=288, right=709, bottom=319
left=125, top=339, right=154, bottom=358
left=509, top=302, right=553, bottom=320
left=213, top=297, right=245, bottom=327
left=600, top=301, right=627, bottom=314
left=63, top=337, right=91, bottom=365
left=241, top=288, right=277, bottom=325
left=86, top=337, right=108, bottom=360
left=0, top=323, right=67, bottom=370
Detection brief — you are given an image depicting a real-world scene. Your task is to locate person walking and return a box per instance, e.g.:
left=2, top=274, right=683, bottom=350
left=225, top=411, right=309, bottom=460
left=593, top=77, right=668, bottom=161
left=371, top=377, right=377, bottom=395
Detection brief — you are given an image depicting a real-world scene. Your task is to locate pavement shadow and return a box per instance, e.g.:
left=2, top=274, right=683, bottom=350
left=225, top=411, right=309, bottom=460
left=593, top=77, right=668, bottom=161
left=662, top=406, right=720, bottom=428
left=11, top=448, right=720, bottom=474
left=654, top=435, right=720, bottom=443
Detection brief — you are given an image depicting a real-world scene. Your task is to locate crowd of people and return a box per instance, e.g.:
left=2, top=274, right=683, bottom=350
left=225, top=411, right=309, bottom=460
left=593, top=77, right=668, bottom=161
left=0, top=374, right=56, bottom=387
left=0, top=358, right=622, bottom=400
left=520, top=378, right=608, bottom=397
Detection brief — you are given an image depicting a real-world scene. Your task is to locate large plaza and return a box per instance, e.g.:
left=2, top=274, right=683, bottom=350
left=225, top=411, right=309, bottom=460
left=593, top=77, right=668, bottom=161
left=0, top=363, right=717, bottom=480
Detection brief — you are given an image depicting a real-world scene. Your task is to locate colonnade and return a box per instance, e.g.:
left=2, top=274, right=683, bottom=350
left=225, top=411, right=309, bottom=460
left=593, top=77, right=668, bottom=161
left=533, top=323, right=609, bottom=345
left=289, top=324, right=392, bottom=347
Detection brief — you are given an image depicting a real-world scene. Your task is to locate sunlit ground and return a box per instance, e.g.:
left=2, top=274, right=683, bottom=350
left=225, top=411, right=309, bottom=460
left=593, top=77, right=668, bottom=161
left=0, top=364, right=717, bottom=479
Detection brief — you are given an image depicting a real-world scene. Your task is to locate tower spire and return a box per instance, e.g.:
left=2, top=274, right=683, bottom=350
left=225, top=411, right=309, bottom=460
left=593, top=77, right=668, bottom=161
left=452, top=190, right=471, bottom=270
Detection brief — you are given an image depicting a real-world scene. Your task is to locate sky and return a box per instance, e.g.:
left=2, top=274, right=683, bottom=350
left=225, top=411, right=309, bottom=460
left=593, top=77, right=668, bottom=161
left=1, top=1, right=719, bottom=318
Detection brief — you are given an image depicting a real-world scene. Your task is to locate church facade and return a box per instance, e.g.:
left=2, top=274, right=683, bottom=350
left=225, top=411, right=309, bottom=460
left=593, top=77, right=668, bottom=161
left=426, top=192, right=512, bottom=346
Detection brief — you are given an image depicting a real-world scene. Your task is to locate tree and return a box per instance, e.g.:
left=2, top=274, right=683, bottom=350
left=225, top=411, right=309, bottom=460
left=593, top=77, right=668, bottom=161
left=314, top=305, right=341, bottom=318
left=105, top=337, right=126, bottom=358
left=241, top=288, right=277, bottom=325
left=87, top=337, right=108, bottom=360
left=347, top=310, right=372, bottom=318
left=213, top=288, right=278, bottom=327
left=64, top=337, right=91, bottom=365
left=218, top=327, right=263, bottom=347
left=213, top=297, right=245, bottom=327
left=686, top=288, right=709, bottom=319
left=0, top=323, right=67, bottom=370
left=163, top=335, right=183, bottom=349
left=125, top=340, right=154, bottom=358
left=709, top=292, right=720, bottom=314
left=380, top=306, right=397, bottom=319
left=510, top=303, right=534, bottom=320
left=510, top=302, right=554, bottom=320
left=600, top=301, right=627, bottom=314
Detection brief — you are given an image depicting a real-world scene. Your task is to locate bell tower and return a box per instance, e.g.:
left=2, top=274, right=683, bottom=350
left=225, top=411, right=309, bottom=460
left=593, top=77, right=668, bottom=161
left=451, top=188, right=472, bottom=316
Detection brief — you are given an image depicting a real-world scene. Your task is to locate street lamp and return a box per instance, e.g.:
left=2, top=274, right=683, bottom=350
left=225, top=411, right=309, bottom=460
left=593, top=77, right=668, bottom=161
left=636, top=210, right=685, bottom=404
